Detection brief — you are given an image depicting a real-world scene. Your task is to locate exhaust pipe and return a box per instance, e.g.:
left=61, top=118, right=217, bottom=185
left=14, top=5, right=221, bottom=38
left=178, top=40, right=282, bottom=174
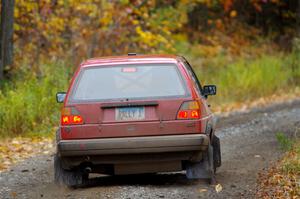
left=83, top=166, right=92, bottom=173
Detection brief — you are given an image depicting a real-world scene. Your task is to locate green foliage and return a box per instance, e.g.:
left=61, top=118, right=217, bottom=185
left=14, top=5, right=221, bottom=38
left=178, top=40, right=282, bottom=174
left=287, top=38, right=300, bottom=85
left=276, top=132, right=294, bottom=151
left=0, top=62, right=71, bottom=137
left=192, top=52, right=299, bottom=105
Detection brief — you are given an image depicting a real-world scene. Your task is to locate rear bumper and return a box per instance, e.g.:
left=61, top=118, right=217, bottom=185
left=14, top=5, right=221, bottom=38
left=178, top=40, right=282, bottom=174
left=57, top=134, right=209, bottom=157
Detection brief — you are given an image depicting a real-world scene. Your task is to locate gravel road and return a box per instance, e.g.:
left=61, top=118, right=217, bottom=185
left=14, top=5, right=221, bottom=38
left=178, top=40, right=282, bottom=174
left=1, top=99, right=299, bottom=199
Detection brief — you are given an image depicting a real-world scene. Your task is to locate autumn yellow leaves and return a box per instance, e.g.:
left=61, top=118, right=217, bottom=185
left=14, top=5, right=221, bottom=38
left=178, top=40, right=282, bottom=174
left=0, top=137, right=54, bottom=172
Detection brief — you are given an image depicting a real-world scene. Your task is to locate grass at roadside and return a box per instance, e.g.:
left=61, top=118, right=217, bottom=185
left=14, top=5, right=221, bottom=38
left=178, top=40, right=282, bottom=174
left=0, top=61, right=72, bottom=138
left=192, top=50, right=300, bottom=110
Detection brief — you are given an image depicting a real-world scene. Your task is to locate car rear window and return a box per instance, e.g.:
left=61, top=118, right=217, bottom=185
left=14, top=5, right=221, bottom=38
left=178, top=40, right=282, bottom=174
left=70, top=63, right=189, bottom=102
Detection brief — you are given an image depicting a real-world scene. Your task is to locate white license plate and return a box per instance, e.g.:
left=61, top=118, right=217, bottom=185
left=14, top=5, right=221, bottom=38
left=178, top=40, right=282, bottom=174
left=115, top=107, right=145, bottom=121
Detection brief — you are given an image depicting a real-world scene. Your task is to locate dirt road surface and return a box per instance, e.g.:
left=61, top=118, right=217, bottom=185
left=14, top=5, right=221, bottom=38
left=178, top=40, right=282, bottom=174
left=1, top=99, right=299, bottom=199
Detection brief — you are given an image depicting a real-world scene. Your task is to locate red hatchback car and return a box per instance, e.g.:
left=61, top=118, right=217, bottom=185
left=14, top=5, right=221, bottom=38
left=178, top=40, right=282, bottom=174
left=55, top=54, right=221, bottom=186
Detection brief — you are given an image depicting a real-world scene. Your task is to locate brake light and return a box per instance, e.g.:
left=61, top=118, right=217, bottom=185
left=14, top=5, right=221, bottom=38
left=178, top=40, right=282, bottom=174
left=62, top=116, right=70, bottom=124
left=73, top=115, right=83, bottom=123
left=191, top=110, right=199, bottom=118
left=61, top=107, right=83, bottom=125
left=177, top=101, right=200, bottom=119
left=178, top=110, right=188, bottom=119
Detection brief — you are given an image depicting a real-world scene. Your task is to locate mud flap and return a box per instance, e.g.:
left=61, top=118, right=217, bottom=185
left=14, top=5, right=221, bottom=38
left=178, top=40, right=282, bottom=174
left=186, top=145, right=215, bottom=182
left=186, top=160, right=212, bottom=179
left=213, top=135, right=221, bottom=169
left=54, top=154, right=88, bottom=188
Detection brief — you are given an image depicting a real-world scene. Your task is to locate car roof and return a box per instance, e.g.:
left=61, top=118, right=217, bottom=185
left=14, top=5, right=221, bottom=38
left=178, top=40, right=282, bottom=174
left=81, top=54, right=182, bottom=67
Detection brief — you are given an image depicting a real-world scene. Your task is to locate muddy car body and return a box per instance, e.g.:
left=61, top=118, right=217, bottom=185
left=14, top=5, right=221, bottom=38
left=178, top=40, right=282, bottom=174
left=54, top=54, right=221, bottom=186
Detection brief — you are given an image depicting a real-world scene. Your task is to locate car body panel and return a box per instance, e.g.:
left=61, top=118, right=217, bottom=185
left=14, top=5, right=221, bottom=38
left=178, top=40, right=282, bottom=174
left=58, top=134, right=209, bottom=156
left=60, top=96, right=212, bottom=140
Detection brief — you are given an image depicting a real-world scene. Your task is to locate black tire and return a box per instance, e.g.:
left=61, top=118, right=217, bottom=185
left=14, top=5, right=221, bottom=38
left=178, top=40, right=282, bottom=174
left=54, top=154, right=88, bottom=187
left=212, top=135, right=221, bottom=172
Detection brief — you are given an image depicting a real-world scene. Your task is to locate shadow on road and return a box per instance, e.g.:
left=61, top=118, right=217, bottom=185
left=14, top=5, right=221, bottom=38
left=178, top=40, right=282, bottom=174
left=77, top=173, right=202, bottom=189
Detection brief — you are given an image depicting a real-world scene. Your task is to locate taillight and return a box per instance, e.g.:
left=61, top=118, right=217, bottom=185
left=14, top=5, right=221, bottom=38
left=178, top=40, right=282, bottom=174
left=61, top=107, right=83, bottom=125
left=177, top=101, right=200, bottom=120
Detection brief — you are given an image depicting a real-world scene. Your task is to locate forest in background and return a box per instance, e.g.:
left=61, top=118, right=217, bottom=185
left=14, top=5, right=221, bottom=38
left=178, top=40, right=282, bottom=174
left=4, top=0, right=300, bottom=66
left=0, top=0, right=299, bottom=137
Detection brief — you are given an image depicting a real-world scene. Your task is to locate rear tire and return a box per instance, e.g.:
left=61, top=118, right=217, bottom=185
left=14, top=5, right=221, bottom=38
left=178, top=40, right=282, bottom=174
left=54, top=154, right=88, bottom=187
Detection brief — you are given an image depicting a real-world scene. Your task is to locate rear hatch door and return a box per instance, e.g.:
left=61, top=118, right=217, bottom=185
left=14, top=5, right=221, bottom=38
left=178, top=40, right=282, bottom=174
left=61, top=63, right=203, bottom=139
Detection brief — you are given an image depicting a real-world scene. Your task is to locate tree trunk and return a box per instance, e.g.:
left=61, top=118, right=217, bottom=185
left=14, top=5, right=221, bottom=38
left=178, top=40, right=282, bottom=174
left=0, top=0, right=15, bottom=80
left=298, top=0, right=300, bottom=37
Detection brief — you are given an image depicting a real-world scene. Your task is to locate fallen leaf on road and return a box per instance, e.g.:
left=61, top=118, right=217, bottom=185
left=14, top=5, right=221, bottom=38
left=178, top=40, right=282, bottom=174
left=215, top=184, right=223, bottom=193
left=199, top=188, right=207, bottom=193
left=256, top=142, right=300, bottom=198
left=0, top=137, right=54, bottom=172
left=43, top=150, right=50, bottom=154
left=10, top=191, right=17, bottom=198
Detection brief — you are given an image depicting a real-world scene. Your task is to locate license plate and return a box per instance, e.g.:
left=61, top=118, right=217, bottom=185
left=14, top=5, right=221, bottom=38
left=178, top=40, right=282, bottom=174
left=116, top=107, right=145, bottom=121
